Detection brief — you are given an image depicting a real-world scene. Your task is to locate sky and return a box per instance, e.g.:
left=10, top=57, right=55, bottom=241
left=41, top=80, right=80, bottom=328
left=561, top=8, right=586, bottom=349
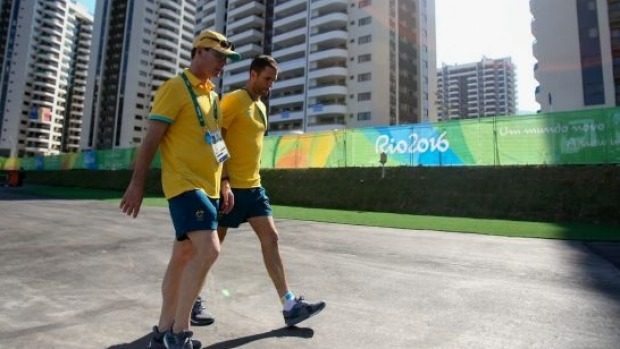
left=435, top=0, right=537, bottom=113
left=76, top=0, right=95, bottom=13
left=76, top=0, right=538, bottom=113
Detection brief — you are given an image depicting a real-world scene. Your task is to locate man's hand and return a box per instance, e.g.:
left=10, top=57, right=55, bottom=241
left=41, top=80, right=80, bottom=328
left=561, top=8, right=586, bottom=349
left=220, top=180, right=234, bottom=214
left=120, top=181, right=145, bottom=218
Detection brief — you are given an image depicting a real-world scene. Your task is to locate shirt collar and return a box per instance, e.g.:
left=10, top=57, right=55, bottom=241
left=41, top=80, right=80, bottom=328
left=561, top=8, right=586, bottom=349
left=183, top=68, right=215, bottom=92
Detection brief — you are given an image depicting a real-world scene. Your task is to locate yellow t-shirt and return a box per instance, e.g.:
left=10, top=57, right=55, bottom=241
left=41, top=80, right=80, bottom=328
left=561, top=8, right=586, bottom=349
left=220, top=89, right=267, bottom=188
left=149, top=69, right=223, bottom=199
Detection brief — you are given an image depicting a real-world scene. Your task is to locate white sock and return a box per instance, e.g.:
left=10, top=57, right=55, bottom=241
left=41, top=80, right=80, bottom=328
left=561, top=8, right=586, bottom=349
left=282, top=291, right=297, bottom=311
left=283, top=298, right=297, bottom=312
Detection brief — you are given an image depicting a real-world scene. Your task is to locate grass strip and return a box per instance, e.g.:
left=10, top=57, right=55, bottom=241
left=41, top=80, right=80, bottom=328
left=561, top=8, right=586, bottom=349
left=16, top=185, right=620, bottom=241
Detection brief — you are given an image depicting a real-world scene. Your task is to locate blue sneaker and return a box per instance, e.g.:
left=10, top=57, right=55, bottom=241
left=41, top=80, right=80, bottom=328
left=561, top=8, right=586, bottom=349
left=283, top=296, right=326, bottom=327
left=149, top=326, right=201, bottom=349
left=191, top=297, right=215, bottom=326
left=163, top=330, right=195, bottom=349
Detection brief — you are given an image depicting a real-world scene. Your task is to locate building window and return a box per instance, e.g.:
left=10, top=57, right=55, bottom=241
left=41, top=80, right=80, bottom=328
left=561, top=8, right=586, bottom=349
left=358, top=92, right=371, bottom=101
left=358, top=72, right=371, bottom=82
left=357, top=111, right=371, bottom=121
left=358, top=54, right=371, bottom=63
left=359, top=16, right=371, bottom=26
left=359, top=0, right=371, bottom=8
left=358, top=35, right=372, bottom=44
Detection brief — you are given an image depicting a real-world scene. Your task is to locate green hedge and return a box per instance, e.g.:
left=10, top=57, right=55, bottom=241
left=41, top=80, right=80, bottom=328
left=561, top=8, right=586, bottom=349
left=24, top=166, right=620, bottom=224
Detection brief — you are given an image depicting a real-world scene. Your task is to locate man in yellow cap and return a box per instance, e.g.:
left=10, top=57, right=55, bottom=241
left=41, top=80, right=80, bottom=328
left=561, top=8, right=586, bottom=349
left=120, top=30, right=239, bottom=349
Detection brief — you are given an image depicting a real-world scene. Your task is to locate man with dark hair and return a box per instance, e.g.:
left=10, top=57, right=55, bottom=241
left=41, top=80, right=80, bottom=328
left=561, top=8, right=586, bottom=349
left=120, top=30, right=239, bottom=349
left=194, top=54, right=326, bottom=327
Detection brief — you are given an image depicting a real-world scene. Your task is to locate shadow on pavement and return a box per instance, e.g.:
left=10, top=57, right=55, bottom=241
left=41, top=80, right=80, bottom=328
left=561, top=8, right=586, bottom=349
left=106, top=333, right=151, bottom=349
left=205, top=327, right=314, bottom=349
left=104, top=327, right=313, bottom=349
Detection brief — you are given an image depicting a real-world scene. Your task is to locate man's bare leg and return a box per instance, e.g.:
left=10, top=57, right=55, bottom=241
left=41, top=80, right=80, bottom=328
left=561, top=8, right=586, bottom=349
left=158, top=240, right=193, bottom=331
left=172, top=230, right=220, bottom=333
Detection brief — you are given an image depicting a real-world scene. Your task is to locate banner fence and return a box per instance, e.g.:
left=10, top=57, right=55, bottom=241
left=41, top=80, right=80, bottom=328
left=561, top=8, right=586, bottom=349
left=2, top=108, right=619, bottom=171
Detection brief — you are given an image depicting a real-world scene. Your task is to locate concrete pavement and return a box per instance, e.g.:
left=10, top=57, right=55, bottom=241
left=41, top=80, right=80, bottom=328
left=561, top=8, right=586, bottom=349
left=0, top=187, right=619, bottom=349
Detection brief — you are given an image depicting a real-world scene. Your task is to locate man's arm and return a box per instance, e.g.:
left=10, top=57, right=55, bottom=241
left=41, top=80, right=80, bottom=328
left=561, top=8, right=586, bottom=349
left=120, top=120, right=169, bottom=218
left=219, top=127, right=234, bottom=214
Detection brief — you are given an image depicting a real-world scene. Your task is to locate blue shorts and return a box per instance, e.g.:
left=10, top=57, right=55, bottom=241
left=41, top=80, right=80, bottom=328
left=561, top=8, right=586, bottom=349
left=168, top=189, right=219, bottom=241
left=219, top=187, right=272, bottom=228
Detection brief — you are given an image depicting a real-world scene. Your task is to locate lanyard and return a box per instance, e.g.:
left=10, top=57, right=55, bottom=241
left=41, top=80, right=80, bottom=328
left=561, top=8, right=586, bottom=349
left=180, top=72, right=218, bottom=131
left=243, top=89, right=268, bottom=131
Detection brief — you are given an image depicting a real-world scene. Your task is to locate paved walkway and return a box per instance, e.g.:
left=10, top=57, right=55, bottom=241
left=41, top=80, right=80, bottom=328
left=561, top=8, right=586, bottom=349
left=1, top=188, right=619, bottom=349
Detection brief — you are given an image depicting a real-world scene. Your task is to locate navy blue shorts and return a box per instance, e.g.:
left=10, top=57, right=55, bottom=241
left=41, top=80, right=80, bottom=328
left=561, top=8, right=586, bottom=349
left=219, top=187, right=272, bottom=228
left=168, top=189, right=219, bottom=241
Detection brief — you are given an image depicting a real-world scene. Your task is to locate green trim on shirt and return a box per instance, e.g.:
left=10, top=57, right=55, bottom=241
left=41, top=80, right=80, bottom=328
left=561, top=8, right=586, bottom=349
left=149, top=115, right=174, bottom=124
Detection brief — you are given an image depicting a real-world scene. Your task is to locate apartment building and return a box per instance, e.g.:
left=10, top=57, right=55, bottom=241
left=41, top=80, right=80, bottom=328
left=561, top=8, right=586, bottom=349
left=0, top=0, right=93, bottom=157
left=531, top=0, right=618, bottom=112
left=196, top=0, right=437, bottom=134
left=81, top=0, right=196, bottom=150
left=436, top=57, right=516, bottom=120
left=62, top=7, right=92, bottom=153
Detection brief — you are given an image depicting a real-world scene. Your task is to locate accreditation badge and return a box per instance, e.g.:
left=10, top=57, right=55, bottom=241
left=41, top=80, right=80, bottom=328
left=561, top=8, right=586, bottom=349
left=208, top=130, right=230, bottom=163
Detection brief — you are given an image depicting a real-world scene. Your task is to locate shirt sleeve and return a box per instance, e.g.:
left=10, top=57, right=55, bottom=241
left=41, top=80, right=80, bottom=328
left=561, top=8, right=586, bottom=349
left=220, top=91, right=238, bottom=130
left=149, top=79, right=182, bottom=124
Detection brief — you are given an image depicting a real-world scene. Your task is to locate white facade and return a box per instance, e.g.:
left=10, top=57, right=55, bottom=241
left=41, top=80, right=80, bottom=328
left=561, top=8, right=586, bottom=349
left=63, top=7, right=93, bottom=153
left=437, top=57, right=517, bottom=120
left=0, top=0, right=93, bottom=157
left=81, top=0, right=195, bottom=150
left=531, top=0, right=616, bottom=113
left=196, top=0, right=437, bottom=134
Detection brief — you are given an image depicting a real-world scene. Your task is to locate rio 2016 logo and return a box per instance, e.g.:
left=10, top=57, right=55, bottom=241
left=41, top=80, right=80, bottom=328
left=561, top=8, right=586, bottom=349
left=375, top=132, right=450, bottom=154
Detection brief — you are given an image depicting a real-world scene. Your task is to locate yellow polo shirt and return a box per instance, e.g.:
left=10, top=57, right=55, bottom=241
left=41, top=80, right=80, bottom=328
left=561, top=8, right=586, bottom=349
left=220, top=89, right=267, bottom=188
left=149, top=69, right=223, bottom=199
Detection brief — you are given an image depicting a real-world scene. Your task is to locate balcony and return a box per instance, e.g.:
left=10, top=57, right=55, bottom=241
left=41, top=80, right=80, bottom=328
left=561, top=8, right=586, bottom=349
left=309, top=30, right=348, bottom=46
left=270, top=110, right=305, bottom=122
left=156, top=17, right=179, bottom=32
left=272, top=44, right=307, bottom=63
left=307, top=85, right=347, bottom=98
left=310, top=12, right=348, bottom=28
left=235, top=42, right=263, bottom=58
left=228, top=1, right=265, bottom=19
left=32, top=79, right=57, bottom=91
left=155, top=47, right=178, bottom=61
left=32, top=89, right=57, bottom=100
left=34, top=70, right=58, bottom=80
left=270, top=93, right=306, bottom=107
left=274, top=0, right=307, bottom=17
left=225, top=57, right=254, bottom=72
left=274, top=11, right=307, bottom=32
left=278, top=57, right=307, bottom=73
left=272, top=27, right=307, bottom=47
left=158, top=7, right=178, bottom=19
left=223, top=72, right=250, bottom=86
left=228, top=29, right=264, bottom=46
left=308, top=48, right=347, bottom=63
left=155, top=37, right=178, bottom=52
left=273, top=76, right=306, bottom=90
left=306, top=103, right=347, bottom=116
left=227, top=14, right=264, bottom=33
left=308, top=67, right=347, bottom=80
left=153, top=57, right=178, bottom=71
left=310, top=0, right=348, bottom=12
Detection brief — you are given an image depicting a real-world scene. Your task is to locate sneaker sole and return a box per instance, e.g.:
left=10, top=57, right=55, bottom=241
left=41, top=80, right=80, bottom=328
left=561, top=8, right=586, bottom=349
left=285, top=302, right=327, bottom=327
left=149, top=339, right=202, bottom=349
left=190, top=318, right=215, bottom=326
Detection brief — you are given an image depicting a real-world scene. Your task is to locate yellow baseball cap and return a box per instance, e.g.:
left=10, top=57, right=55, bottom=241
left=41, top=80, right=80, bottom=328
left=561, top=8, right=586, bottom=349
left=193, top=30, right=242, bottom=62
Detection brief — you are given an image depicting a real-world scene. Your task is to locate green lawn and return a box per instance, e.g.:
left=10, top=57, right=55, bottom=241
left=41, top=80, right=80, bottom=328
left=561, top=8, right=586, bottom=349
left=17, top=185, right=620, bottom=241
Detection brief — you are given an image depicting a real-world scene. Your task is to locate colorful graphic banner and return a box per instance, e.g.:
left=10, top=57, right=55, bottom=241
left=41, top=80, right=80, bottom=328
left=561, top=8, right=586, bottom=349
left=4, top=108, right=620, bottom=171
